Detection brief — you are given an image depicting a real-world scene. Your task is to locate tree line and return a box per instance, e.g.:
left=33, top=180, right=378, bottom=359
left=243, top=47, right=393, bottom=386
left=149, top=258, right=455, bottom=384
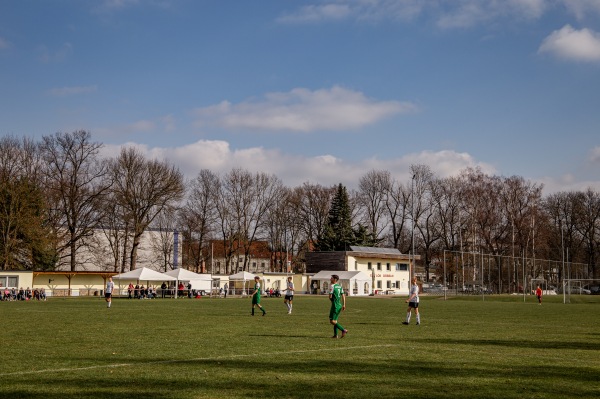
left=1, top=131, right=598, bottom=290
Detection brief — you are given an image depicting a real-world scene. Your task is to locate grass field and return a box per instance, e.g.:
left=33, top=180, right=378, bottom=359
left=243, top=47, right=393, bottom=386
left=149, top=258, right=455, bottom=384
left=0, top=294, right=599, bottom=399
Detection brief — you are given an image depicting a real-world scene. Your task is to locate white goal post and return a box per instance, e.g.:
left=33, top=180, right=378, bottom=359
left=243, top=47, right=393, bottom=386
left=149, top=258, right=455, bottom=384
left=562, top=279, right=600, bottom=303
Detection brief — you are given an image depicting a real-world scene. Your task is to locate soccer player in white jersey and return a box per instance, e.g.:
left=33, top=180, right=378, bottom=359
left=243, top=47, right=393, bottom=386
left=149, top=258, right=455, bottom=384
left=402, top=277, right=420, bottom=325
left=283, top=276, right=294, bottom=314
left=105, top=277, right=114, bottom=308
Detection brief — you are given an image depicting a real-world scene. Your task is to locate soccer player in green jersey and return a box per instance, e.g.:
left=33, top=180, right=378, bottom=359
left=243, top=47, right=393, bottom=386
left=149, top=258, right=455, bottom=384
left=329, top=275, right=348, bottom=338
left=251, top=276, right=266, bottom=316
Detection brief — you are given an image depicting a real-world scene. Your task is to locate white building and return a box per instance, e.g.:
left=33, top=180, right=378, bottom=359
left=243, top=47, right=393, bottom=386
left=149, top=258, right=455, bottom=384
left=305, top=246, right=419, bottom=295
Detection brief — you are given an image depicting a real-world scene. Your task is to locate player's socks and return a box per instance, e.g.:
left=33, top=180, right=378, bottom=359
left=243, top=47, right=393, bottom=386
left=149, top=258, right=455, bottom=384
left=289, top=304, right=292, bottom=313
left=336, top=322, right=345, bottom=332
left=406, top=313, right=411, bottom=323
left=252, top=309, right=255, bottom=316
left=416, top=314, right=420, bottom=324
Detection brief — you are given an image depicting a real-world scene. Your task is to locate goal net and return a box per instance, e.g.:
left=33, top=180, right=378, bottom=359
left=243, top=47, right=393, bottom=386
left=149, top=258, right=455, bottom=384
left=561, top=279, right=600, bottom=303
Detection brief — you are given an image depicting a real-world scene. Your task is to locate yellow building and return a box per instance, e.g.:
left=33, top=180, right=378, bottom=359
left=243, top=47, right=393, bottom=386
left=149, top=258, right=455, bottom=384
left=305, top=246, right=419, bottom=295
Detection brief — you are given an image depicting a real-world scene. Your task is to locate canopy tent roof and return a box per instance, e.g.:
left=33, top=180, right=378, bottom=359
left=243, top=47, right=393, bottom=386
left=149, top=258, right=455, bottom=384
left=229, top=271, right=257, bottom=281
left=163, top=268, right=212, bottom=281
left=310, top=270, right=370, bottom=281
left=112, top=267, right=176, bottom=281
left=310, top=270, right=372, bottom=296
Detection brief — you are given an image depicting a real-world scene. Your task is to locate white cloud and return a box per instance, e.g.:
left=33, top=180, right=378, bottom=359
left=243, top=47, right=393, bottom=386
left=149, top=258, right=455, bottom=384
left=125, top=120, right=156, bottom=133
left=47, top=85, right=97, bottom=97
left=277, top=4, right=352, bottom=23
left=538, top=25, right=600, bottom=62
left=588, top=146, right=600, bottom=163
left=37, top=42, right=73, bottom=63
left=436, top=0, right=546, bottom=29
left=161, top=114, right=176, bottom=132
left=99, top=139, right=493, bottom=189
left=536, top=174, right=600, bottom=195
left=193, top=86, right=417, bottom=132
left=561, top=0, right=600, bottom=21
left=277, top=0, right=547, bottom=27
left=0, top=37, right=10, bottom=50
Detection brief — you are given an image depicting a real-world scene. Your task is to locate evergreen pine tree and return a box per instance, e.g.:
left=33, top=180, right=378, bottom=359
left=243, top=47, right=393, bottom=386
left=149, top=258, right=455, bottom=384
left=315, top=184, right=355, bottom=251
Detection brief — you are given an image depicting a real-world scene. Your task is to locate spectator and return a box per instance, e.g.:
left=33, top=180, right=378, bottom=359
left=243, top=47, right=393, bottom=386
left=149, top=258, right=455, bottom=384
left=128, top=283, right=134, bottom=299
left=161, top=282, right=167, bottom=298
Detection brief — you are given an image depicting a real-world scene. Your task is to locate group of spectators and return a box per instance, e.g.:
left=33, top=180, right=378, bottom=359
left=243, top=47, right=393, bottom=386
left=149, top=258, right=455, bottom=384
left=1, top=287, right=47, bottom=301
left=126, top=283, right=156, bottom=299
left=124, top=282, right=205, bottom=299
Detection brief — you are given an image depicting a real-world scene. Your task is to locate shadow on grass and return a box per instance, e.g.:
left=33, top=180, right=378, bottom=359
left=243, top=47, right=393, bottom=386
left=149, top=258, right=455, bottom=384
left=2, top=356, right=598, bottom=399
left=417, top=337, right=600, bottom=351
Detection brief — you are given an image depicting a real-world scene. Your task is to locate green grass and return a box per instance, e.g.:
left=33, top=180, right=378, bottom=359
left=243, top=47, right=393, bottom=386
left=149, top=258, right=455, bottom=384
left=1, top=294, right=599, bottom=399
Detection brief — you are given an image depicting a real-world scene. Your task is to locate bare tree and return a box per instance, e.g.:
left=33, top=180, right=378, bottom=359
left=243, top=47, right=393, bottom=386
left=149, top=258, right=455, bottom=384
left=41, top=131, right=111, bottom=271
left=150, top=208, right=178, bottom=272
left=179, top=169, right=219, bottom=272
left=110, top=147, right=184, bottom=270
left=356, top=169, right=391, bottom=243
left=410, top=164, right=441, bottom=281
left=217, top=168, right=284, bottom=272
left=289, top=182, right=335, bottom=253
left=382, top=178, right=411, bottom=251
left=572, top=189, right=600, bottom=278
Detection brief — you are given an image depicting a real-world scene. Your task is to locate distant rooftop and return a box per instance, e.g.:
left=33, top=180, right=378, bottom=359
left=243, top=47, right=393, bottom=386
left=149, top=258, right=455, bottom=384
left=350, top=246, right=402, bottom=255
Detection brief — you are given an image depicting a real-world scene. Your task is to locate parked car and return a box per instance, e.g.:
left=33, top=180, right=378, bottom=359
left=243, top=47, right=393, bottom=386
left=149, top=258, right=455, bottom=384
left=584, top=285, right=600, bottom=295
left=557, top=286, right=591, bottom=295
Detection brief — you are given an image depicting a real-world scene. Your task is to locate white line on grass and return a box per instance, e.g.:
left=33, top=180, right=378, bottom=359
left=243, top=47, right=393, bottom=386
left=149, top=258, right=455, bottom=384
left=0, top=344, right=398, bottom=378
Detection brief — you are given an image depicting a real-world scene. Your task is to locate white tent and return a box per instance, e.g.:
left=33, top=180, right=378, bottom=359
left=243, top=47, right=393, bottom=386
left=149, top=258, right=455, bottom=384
left=163, top=268, right=213, bottom=297
left=112, top=267, right=176, bottom=297
left=310, top=270, right=372, bottom=296
left=113, top=267, right=176, bottom=282
left=229, top=271, right=257, bottom=296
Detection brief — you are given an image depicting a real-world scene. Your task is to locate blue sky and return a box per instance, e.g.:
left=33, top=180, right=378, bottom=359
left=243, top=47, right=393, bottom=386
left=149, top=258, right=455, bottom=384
left=1, top=0, right=600, bottom=193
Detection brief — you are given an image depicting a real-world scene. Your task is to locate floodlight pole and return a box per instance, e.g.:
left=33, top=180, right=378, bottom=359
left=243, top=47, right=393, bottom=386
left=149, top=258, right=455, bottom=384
left=443, top=249, right=447, bottom=300
left=411, top=174, right=416, bottom=283
left=561, top=221, right=566, bottom=304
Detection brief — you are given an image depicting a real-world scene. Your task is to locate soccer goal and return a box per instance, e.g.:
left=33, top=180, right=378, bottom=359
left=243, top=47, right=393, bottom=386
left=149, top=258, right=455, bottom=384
left=561, top=279, right=600, bottom=303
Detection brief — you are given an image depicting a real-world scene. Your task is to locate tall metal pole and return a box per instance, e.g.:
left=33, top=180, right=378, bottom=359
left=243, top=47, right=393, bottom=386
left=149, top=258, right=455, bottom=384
left=443, top=250, right=447, bottom=300
left=522, top=250, right=526, bottom=303
left=411, top=174, right=415, bottom=283
left=561, top=222, right=565, bottom=304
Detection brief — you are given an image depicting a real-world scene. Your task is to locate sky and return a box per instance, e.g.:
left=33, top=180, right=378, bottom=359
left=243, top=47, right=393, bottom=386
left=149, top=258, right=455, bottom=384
left=1, top=0, right=600, bottom=194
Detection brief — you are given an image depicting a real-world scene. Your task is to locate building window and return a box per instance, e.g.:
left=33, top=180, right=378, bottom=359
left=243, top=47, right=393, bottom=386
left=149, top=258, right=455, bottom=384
left=396, top=263, right=408, bottom=271
left=396, top=281, right=401, bottom=289
left=261, top=262, right=265, bottom=269
left=386, top=281, right=391, bottom=289
left=252, top=262, right=257, bottom=269
left=377, top=280, right=382, bottom=289
left=367, top=262, right=372, bottom=270
left=0, top=275, right=19, bottom=288
left=377, top=262, right=381, bottom=271
left=386, top=262, right=391, bottom=271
